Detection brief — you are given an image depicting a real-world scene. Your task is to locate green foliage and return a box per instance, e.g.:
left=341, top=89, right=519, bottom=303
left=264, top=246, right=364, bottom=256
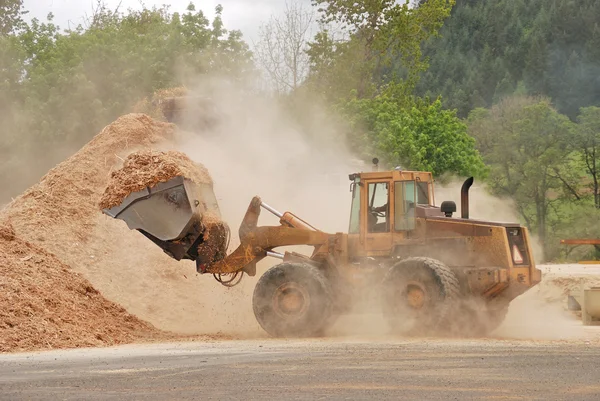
left=0, top=0, right=26, bottom=35
left=339, top=94, right=486, bottom=179
left=417, top=0, right=600, bottom=119
left=574, top=107, right=600, bottom=208
left=468, top=96, right=579, bottom=260
left=0, top=3, right=253, bottom=198
left=305, top=29, right=369, bottom=101
left=308, top=0, right=454, bottom=101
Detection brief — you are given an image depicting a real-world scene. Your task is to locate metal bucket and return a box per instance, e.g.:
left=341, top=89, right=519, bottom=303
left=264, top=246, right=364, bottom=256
left=102, top=176, right=227, bottom=263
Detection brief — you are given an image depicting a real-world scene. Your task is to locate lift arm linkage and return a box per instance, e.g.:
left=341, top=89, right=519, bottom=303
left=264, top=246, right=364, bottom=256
left=197, top=196, right=333, bottom=275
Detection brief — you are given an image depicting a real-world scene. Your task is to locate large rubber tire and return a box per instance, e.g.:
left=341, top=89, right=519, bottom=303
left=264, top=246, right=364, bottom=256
left=382, top=257, right=460, bottom=336
left=252, top=263, right=334, bottom=338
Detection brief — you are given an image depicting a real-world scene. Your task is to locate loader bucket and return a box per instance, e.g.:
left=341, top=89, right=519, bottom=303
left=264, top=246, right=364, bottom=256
left=102, top=176, right=228, bottom=264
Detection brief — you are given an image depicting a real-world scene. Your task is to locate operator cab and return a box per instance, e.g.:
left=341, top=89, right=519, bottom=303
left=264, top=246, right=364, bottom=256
left=347, top=159, right=443, bottom=256
left=348, top=162, right=435, bottom=235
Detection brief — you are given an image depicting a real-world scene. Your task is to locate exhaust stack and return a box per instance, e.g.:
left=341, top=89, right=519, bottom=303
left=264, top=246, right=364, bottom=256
left=461, top=177, right=474, bottom=219
left=372, top=158, right=379, bottom=172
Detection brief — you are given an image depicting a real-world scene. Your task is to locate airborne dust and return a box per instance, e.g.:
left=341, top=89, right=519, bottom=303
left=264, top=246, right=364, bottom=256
left=171, top=77, right=600, bottom=342
left=1, top=72, right=599, bottom=353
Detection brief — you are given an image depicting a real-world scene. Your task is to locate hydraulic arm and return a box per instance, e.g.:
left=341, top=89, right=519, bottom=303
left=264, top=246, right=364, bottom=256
left=198, top=196, right=335, bottom=276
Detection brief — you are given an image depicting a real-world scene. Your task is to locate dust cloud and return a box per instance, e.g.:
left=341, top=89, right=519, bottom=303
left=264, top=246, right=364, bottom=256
left=495, top=265, right=600, bottom=341
left=173, top=93, right=599, bottom=341
left=177, top=80, right=360, bottom=235
left=163, top=76, right=366, bottom=337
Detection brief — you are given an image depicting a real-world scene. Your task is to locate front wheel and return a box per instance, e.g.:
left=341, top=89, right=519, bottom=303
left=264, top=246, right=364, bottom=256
left=252, top=263, right=334, bottom=338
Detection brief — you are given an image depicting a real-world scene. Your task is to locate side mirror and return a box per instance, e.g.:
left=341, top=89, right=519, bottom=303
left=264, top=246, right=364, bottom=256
left=440, top=201, right=457, bottom=218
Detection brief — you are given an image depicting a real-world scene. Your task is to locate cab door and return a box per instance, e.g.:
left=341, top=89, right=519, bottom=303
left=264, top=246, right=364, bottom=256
left=361, top=180, right=393, bottom=254
left=394, top=180, right=417, bottom=234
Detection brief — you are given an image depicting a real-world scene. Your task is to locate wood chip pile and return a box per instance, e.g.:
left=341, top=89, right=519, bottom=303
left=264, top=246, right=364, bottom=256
left=0, top=114, right=178, bottom=353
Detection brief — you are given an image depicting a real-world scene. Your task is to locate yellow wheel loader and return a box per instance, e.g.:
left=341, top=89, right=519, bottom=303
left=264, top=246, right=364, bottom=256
left=102, top=159, right=541, bottom=338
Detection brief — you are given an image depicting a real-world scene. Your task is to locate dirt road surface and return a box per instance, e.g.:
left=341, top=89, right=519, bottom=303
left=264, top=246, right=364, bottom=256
left=1, top=337, right=600, bottom=400
left=2, top=264, right=600, bottom=399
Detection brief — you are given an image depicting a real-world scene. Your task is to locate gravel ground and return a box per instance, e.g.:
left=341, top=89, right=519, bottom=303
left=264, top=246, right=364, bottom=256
left=2, top=263, right=600, bottom=400
left=1, top=337, right=600, bottom=400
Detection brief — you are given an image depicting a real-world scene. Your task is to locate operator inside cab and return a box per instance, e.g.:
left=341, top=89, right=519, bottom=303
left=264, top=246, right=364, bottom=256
left=367, top=181, right=417, bottom=233
left=368, top=203, right=388, bottom=232
left=367, top=182, right=390, bottom=233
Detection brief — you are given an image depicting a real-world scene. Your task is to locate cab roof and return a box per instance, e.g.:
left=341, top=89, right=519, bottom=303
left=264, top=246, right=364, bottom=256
left=350, top=169, right=434, bottom=183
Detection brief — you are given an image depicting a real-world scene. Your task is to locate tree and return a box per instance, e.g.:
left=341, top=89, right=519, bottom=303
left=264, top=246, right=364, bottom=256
left=305, top=27, right=366, bottom=102
left=418, top=0, right=600, bottom=119
left=309, top=0, right=455, bottom=100
left=574, top=107, right=600, bottom=209
left=0, top=0, right=25, bottom=35
left=468, top=96, right=575, bottom=260
left=0, top=0, right=28, bottom=192
left=0, top=2, right=254, bottom=200
left=339, top=94, right=486, bottom=179
left=254, top=1, right=314, bottom=93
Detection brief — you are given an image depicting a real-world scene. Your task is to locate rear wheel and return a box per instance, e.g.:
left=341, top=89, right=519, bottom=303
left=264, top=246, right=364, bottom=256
left=382, top=257, right=460, bottom=336
left=252, top=263, right=334, bottom=338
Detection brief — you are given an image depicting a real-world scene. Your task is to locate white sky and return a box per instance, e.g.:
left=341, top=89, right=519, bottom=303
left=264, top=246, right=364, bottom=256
left=23, top=0, right=312, bottom=43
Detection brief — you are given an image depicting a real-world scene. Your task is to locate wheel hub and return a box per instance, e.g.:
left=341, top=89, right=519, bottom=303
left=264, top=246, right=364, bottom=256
left=272, top=282, right=310, bottom=319
left=405, top=283, right=426, bottom=310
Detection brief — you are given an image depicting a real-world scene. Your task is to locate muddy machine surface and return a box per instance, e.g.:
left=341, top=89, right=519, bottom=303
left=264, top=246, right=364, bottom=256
left=103, top=161, right=541, bottom=338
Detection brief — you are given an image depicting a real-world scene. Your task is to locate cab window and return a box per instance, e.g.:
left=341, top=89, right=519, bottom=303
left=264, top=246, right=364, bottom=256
left=417, top=181, right=430, bottom=205
left=368, top=182, right=390, bottom=233
left=395, top=181, right=416, bottom=231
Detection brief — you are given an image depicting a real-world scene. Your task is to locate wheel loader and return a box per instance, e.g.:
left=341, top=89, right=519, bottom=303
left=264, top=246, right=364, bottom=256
left=102, top=159, right=541, bottom=338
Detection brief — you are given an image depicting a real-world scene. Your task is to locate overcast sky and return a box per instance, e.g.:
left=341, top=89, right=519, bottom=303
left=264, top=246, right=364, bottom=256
left=23, top=0, right=312, bottom=43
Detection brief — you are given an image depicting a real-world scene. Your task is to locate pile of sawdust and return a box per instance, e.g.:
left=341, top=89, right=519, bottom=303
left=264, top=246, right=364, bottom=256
left=0, top=114, right=178, bottom=352
left=0, top=222, right=158, bottom=353
left=3, top=113, right=176, bottom=246
left=0, top=112, right=258, bottom=352
left=99, top=150, right=212, bottom=210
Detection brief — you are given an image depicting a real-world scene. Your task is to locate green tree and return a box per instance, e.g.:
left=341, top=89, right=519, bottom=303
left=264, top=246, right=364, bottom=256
left=0, top=2, right=254, bottom=200
left=574, top=107, right=600, bottom=209
left=417, top=0, right=600, bottom=119
left=340, top=94, right=486, bottom=179
left=0, top=0, right=27, bottom=189
left=0, top=0, right=26, bottom=35
left=308, top=0, right=455, bottom=100
left=468, top=96, right=575, bottom=260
